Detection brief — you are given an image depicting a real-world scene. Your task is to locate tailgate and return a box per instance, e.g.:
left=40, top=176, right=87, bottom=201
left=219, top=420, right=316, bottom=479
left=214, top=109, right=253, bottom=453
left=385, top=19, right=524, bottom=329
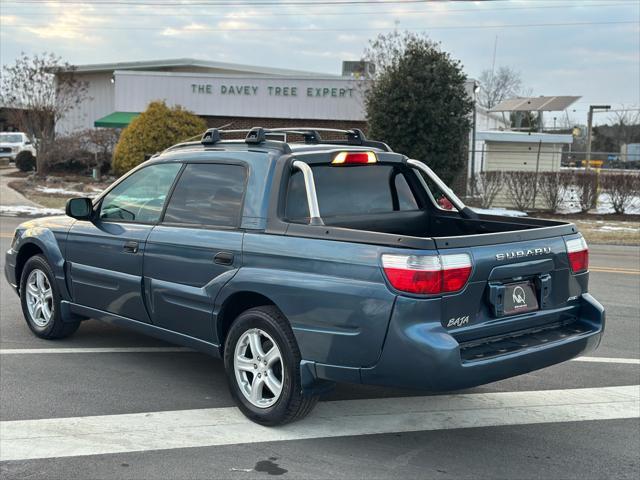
left=438, top=234, right=588, bottom=342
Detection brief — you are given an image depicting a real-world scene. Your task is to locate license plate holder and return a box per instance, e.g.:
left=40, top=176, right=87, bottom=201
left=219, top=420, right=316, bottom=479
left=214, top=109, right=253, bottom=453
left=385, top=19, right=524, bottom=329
left=503, top=281, right=539, bottom=316
left=487, top=280, right=540, bottom=317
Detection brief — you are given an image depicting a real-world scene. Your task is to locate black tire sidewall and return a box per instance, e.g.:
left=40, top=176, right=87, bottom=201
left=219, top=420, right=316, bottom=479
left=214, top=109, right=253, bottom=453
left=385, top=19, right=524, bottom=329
left=19, top=255, right=62, bottom=337
left=224, top=307, right=300, bottom=425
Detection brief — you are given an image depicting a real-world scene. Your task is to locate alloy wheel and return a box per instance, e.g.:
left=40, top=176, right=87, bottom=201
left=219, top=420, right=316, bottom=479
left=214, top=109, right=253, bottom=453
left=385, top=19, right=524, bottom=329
left=25, top=269, right=54, bottom=328
left=233, top=328, right=284, bottom=408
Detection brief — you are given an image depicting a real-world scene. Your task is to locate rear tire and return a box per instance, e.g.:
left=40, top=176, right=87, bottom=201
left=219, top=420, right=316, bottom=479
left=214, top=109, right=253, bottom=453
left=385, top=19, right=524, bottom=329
left=224, top=305, right=318, bottom=426
left=19, top=255, right=80, bottom=339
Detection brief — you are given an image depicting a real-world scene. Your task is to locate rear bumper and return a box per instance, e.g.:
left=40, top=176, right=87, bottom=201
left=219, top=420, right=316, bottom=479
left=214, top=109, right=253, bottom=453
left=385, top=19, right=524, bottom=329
left=312, top=294, right=604, bottom=391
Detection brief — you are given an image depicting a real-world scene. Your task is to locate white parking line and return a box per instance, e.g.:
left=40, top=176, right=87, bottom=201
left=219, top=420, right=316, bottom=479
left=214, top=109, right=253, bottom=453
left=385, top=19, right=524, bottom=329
left=1, top=385, right=638, bottom=462
left=0, top=347, right=193, bottom=354
left=572, top=356, right=640, bottom=365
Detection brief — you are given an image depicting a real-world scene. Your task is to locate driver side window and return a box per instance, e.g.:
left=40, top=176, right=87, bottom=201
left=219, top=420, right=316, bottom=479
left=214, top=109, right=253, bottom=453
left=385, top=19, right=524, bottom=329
left=100, top=163, right=182, bottom=223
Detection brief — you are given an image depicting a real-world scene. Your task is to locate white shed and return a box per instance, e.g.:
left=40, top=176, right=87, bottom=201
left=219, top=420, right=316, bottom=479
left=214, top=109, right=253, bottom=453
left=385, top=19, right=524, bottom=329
left=477, top=131, right=573, bottom=173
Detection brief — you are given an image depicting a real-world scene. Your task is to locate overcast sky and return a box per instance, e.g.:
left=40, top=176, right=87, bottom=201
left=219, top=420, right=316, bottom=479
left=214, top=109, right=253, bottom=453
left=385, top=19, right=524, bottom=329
left=1, top=0, right=638, bottom=126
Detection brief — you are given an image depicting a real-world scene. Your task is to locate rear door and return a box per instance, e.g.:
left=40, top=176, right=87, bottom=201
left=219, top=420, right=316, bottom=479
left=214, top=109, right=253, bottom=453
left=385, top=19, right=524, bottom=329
left=143, top=162, right=247, bottom=341
left=66, top=162, right=182, bottom=322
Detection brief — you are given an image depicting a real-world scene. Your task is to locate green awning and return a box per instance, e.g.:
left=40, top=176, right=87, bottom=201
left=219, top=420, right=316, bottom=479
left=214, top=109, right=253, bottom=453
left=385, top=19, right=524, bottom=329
left=94, top=112, right=139, bottom=128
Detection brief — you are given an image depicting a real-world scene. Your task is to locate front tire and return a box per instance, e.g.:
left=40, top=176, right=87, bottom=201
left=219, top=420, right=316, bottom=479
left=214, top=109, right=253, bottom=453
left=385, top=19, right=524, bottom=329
left=224, top=306, right=318, bottom=426
left=20, top=255, right=79, bottom=339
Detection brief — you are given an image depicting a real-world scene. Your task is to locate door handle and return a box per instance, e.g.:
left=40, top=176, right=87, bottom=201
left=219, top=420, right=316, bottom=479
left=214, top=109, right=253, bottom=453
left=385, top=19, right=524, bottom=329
left=123, top=241, right=139, bottom=253
left=214, top=251, right=234, bottom=266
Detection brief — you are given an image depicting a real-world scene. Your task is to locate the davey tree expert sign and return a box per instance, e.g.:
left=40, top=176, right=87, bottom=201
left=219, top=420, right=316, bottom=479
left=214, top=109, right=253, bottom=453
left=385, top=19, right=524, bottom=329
left=191, top=83, right=355, bottom=98
left=115, top=72, right=364, bottom=120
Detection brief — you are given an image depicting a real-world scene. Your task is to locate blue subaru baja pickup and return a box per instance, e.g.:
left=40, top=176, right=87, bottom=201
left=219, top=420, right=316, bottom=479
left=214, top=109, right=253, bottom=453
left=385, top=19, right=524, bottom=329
left=5, top=127, right=604, bottom=425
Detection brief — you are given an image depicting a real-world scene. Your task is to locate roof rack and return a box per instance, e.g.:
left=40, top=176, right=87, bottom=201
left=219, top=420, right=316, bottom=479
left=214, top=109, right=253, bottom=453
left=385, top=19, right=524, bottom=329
left=199, top=126, right=392, bottom=152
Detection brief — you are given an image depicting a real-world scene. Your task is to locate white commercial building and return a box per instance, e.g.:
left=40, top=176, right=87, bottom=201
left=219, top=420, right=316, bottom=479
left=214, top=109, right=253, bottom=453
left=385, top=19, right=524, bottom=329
left=56, top=58, right=370, bottom=134
left=56, top=58, right=496, bottom=138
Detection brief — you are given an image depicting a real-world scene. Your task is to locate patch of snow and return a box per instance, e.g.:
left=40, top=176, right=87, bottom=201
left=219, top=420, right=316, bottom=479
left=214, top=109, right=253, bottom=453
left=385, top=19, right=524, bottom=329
left=556, top=186, right=582, bottom=214
left=556, top=189, right=640, bottom=215
left=595, top=193, right=640, bottom=215
left=0, top=205, right=64, bottom=217
left=596, top=225, right=639, bottom=233
left=34, top=186, right=98, bottom=197
left=471, top=207, right=528, bottom=217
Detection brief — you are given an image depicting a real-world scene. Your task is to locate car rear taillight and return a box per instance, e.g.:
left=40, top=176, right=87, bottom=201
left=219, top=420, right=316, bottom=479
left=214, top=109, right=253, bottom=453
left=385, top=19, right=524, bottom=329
left=565, top=236, right=589, bottom=273
left=332, top=151, right=377, bottom=165
left=381, top=253, right=472, bottom=295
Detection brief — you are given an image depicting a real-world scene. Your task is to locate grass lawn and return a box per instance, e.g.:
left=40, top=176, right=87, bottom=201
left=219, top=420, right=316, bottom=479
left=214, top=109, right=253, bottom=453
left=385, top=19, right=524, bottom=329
left=22, top=194, right=68, bottom=209
left=568, top=219, right=639, bottom=246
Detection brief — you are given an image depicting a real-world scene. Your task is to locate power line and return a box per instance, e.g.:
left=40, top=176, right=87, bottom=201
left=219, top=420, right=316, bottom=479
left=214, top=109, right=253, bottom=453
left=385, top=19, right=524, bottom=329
left=3, top=2, right=636, bottom=17
left=2, top=20, right=636, bottom=31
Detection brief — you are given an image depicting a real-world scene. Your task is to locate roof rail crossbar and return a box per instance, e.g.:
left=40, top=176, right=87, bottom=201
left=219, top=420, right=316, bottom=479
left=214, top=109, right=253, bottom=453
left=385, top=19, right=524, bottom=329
left=201, top=128, right=221, bottom=145
left=347, top=128, right=364, bottom=145
left=197, top=126, right=392, bottom=152
left=245, top=127, right=267, bottom=144
left=300, top=130, right=321, bottom=144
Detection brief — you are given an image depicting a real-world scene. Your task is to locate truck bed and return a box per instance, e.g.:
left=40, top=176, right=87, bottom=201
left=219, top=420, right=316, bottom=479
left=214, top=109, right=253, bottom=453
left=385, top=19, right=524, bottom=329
left=284, top=210, right=578, bottom=249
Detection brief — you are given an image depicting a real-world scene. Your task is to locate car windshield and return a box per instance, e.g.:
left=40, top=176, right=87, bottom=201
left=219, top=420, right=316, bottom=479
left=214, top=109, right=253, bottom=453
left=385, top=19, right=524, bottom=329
left=0, top=134, right=22, bottom=143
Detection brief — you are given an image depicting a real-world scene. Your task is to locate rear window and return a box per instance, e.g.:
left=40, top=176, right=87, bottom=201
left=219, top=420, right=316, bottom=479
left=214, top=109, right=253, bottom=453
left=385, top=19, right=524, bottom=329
left=285, top=164, right=419, bottom=219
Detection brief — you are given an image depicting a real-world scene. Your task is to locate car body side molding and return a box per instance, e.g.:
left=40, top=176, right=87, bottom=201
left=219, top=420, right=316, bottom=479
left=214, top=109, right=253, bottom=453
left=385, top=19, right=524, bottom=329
left=62, top=301, right=221, bottom=358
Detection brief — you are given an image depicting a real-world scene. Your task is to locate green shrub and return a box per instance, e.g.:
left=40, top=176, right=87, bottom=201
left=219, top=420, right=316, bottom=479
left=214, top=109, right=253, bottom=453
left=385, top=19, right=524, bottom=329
left=112, top=101, right=207, bottom=175
left=15, top=150, right=36, bottom=172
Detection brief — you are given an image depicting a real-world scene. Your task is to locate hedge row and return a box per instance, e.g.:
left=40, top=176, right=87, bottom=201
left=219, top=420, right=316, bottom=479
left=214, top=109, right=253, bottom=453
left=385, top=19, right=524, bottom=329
left=467, top=170, right=640, bottom=214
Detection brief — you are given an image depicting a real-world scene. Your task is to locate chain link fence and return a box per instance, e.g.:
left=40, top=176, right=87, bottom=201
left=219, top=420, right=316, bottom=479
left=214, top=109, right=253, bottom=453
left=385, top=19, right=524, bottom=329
left=463, top=149, right=640, bottom=214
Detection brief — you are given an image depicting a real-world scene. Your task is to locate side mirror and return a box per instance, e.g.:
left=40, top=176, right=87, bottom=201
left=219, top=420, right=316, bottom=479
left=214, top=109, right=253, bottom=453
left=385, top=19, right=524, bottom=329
left=65, top=198, right=94, bottom=220
left=25, top=140, right=32, bottom=145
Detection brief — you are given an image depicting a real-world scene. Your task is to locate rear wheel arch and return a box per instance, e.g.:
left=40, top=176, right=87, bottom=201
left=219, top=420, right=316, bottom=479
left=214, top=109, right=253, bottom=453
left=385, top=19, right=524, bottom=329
left=216, top=291, right=278, bottom=350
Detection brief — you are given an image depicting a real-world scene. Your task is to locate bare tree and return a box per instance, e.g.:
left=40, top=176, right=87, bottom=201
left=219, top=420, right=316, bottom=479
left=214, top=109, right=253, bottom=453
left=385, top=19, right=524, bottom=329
left=608, top=107, right=640, bottom=128
left=0, top=52, right=89, bottom=174
left=504, top=171, right=537, bottom=211
left=468, top=171, right=503, bottom=209
left=607, top=106, right=640, bottom=149
left=600, top=172, right=640, bottom=214
left=477, top=66, right=522, bottom=110
left=574, top=171, right=599, bottom=213
left=79, top=128, right=120, bottom=166
left=538, top=172, right=571, bottom=213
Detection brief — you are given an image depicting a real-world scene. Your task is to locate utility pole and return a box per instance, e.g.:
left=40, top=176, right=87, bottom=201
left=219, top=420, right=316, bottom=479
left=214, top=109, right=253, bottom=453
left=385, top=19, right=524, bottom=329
left=585, top=104, right=610, bottom=170
left=469, top=81, right=480, bottom=195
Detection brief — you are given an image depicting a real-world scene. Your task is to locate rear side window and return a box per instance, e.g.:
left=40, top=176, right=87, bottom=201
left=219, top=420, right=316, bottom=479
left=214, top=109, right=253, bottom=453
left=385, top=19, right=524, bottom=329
left=163, top=163, right=246, bottom=227
left=286, top=165, right=419, bottom=219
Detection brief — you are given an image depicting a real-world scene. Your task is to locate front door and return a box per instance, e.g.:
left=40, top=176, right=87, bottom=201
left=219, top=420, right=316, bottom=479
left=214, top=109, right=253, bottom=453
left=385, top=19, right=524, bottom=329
left=143, top=162, right=247, bottom=341
left=66, top=162, right=182, bottom=322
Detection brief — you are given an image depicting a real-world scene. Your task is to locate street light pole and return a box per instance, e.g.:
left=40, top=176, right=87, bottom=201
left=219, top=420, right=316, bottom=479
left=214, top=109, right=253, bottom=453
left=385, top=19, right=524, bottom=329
left=585, top=104, right=610, bottom=170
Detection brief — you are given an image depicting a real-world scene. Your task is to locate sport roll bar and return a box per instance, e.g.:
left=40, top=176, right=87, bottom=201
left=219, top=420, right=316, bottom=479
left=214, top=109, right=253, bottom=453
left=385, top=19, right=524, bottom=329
left=292, top=158, right=475, bottom=227
left=407, top=159, right=478, bottom=220
left=292, top=161, right=324, bottom=226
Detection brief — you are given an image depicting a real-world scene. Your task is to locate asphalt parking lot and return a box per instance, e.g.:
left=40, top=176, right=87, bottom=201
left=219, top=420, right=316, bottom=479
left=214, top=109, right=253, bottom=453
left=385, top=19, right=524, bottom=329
left=0, top=215, right=638, bottom=480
